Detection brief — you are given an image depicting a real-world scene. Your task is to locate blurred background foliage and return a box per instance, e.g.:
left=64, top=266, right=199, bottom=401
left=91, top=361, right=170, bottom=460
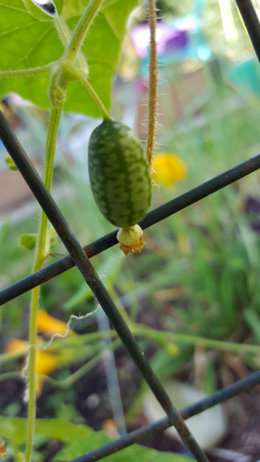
left=0, top=0, right=260, bottom=460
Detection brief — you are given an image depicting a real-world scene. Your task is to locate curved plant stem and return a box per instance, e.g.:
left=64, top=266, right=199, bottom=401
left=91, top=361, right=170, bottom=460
left=65, top=0, right=105, bottom=62
left=54, top=16, right=72, bottom=48
left=24, top=105, right=63, bottom=462
left=0, top=350, right=26, bottom=363
left=55, top=3, right=109, bottom=119
left=0, top=63, right=53, bottom=78
left=45, top=339, right=121, bottom=388
left=79, top=74, right=111, bottom=120
left=0, top=371, right=22, bottom=382
left=146, top=0, right=158, bottom=166
left=134, top=324, right=260, bottom=355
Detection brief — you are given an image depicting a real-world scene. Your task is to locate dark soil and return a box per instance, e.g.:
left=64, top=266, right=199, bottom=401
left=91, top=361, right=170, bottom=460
left=1, top=355, right=260, bottom=462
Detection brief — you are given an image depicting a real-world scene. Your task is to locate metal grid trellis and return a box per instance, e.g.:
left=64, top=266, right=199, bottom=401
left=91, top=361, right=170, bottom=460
left=0, top=0, right=260, bottom=460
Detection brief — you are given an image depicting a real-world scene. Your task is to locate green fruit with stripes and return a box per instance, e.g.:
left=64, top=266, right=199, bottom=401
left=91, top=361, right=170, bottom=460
left=88, top=120, right=152, bottom=228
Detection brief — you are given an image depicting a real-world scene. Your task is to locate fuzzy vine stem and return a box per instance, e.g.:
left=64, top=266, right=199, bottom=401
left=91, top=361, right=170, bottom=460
left=146, top=0, right=158, bottom=166
left=79, top=73, right=111, bottom=120
left=65, top=0, right=105, bottom=62
left=24, top=2, right=109, bottom=458
left=24, top=104, right=63, bottom=462
left=54, top=16, right=72, bottom=48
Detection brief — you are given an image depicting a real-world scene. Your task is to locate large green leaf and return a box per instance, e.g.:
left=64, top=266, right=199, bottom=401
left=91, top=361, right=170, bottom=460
left=0, top=0, right=140, bottom=116
left=0, top=416, right=91, bottom=444
left=54, top=432, right=191, bottom=461
left=0, top=417, right=190, bottom=461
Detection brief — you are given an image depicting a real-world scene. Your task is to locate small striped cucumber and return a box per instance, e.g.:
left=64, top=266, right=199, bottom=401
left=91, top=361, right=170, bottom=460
left=88, top=120, right=152, bottom=254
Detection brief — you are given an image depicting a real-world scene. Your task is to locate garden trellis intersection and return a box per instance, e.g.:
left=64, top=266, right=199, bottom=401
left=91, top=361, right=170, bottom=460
left=0, top=116, right=260, bottom=461
left=0, top=0, right=260, bottom=460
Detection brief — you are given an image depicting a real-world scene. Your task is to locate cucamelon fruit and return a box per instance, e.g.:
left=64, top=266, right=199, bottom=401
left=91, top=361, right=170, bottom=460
left=88, top=120, right=152, bottom=255
left=88, top=120, right=152, bottom=229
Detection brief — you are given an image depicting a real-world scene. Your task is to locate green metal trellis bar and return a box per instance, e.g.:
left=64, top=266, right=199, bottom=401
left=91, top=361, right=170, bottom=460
left=0, top=110, right=209, bottom=462
left=235, top=0, right=260, bottom=63
left=69, top=369, right=260, bottom=462
left=1, top=153, right=259, bottom=306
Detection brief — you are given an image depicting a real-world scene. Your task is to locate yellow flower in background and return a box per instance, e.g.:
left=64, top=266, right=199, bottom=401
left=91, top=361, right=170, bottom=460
left=152, top=152, right=187, bottom=188
left=37, top=309, right=75, bottom=337
left=0, top=439, right=8, bottom=458
left=5, top=310, right=76, bottom=395
left=6, top=338, right=60, bottom=395
left=5, top=339, right=27, bottom=355
left=35, top=350, right=61, bottom=395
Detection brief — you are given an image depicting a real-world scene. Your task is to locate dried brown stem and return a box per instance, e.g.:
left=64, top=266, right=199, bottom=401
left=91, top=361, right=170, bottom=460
left=146, top=0, right=158, bottom=166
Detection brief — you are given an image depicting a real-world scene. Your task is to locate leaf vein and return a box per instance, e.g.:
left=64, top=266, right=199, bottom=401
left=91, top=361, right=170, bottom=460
left=0, top=2, right=39, bottom=20
left=102, top=11, right=121, bottom=40
left=0, top=20, right=47, bottom=38
left=14, top=25, right=54, bottom=67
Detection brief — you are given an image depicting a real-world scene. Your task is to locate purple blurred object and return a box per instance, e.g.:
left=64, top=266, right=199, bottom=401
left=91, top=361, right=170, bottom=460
left=165, top=30, right=188, bottom=52
left=131, top=23, right=188, bottom=58
left=245, top=195, right=260, bottom=214
left=244, top=195, right=260, bottom=233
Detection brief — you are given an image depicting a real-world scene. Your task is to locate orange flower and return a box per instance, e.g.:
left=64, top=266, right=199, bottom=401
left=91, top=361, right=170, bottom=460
left=6, top=338, right=60, bottom=395
left=6, top=339, right=27, bottom=355
left=37, top=309, right=75, bottom=337
left=5, top=311, right=79, bottom=394
left=0, top=439, right=7, bottom=458
left=35, top=350, right=61, bottom=395
left=152, top=152, right=187, bottom=188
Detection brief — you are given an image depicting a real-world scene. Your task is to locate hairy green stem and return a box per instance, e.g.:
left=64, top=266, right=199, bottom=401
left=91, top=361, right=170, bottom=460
left=54, top=16, right=72, bottom=48
left=54, top=3, right=109, bottom=119
left=24, top=105, right=63, bottom=462
left=65, top=0, right=105, bottom=62
left=79, top=73, right=111, bottom=120
left=23, top=2, right=108, bottom=453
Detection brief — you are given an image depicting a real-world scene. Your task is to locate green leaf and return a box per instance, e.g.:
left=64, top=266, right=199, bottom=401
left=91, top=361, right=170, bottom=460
left=0, top=418, right=190, bottom=460
left=19, top=233, right=37, bottom=250
left=5, top=155, right=18, bottom=170
left=36, top=418, right=92, bottom=441
left=54, top=0, right=63, bottom=15
left=0, top=417, right=92, bottom=445
left=0, top=0, right=140, bottom=117
left=54, top=432, right=191, bottom=461
left=0, top=416, right=26, bottom=445
left=19, top=234, right=36, bottom=250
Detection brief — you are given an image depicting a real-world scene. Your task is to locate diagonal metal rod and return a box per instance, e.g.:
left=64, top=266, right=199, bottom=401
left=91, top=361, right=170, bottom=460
left=1, top=153, right=259, bottom=305
left=69, top=369, right=260, bottom=462
left=235, top=0, right=260, bottom=63
left=0, top=111, right=209, bottom=461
